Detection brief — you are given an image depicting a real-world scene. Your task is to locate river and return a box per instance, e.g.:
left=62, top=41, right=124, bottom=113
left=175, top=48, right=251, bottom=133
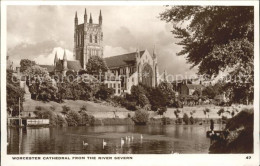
left=7, top=124, right=221, bottom=154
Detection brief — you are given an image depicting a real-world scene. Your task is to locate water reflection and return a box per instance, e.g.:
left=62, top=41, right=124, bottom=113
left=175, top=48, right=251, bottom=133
left=7, top=124, right=220, bottom=154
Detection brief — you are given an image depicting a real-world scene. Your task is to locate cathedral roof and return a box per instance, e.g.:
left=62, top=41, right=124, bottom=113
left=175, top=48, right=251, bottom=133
left=67, top=60, right=82, bottom=71
left=39, top=65, right=55, bottom=73
left=104, top=50, right=145, bottom=68
left=77, top=24, right=84, bottom=29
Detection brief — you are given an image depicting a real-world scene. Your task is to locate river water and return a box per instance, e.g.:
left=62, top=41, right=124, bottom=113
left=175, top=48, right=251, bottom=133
left=7, top=124, right=221, bottom=154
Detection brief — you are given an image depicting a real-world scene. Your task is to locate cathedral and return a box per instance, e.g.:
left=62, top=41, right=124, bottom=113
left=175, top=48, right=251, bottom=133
left=47, top=9, right=160, bottom=95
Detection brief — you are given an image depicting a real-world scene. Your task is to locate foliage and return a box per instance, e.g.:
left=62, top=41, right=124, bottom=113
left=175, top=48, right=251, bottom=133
left=79, top=111, right=95, bottom=126
left=24, top=65, right=48, bottom=77
left=217, top=108, right=225, bottom=116
left=95, top=84, right=114, bottom=100
left=162, top=116, right=171, bottom=125
left=173, top=99, right=183, bottom=108
left=202, top=86, right=218, bottom=99
left=66, top=110, right=81, bottom=126
left=132, top=109, right=149, bottom=125
left=157, top=107, right=167, bottom=116
left=174, top=109, right=181, bottom=118
left=66, top=70, right=77, bottom=82
left=20, top=59, right=36, bottom=73
left=160, top=6, right=254, bottom=104
left=56, top=114, right=68, bottom=127
left=80, top=105, right=88, bottom=112
left=33, top=108, right=59, bottom=126
left=145, top=86, right=167, bottom=111
left=158, top=81, right=176, bottom=106
left=189, top=116, right=194, bottom=124
left=130, top=85, right=150, bottom=107
left=6, top=69, right=25, bottom=116
left=86, top=56, right=108, bottom=76
left=183, top=113, right=189, bottom=125
left=61, top=105, right=71, bottom=115
left=203, top=108, right=210, bottom=119
left=78, top=69, right=88, bottom=75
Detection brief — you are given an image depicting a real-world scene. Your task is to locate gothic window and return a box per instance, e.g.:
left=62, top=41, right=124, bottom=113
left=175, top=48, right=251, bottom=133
left=77, top=33, right=79, bottom=46
left=81, top=31, right=84, bottom=46
left=79, top=33, right=81, bottom=46
left=90, top=35, right=92, bottom=43
left=95, top=35, right=97, bottom=43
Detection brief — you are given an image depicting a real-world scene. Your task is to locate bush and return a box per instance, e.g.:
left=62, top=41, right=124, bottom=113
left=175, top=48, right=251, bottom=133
left=61, top=105, right=71, bottom=115
left=132, top=109, right=149, bottom=125
left=79, top=111, right=95, bottom=126
left=162, top=116, right=171, bottom=125
left=88, top=115, right=95, bottom=126
left=173, top=100, right=183, bottom=108
left=190, top=116, right=194, bottom=124
left=157, top=107, right=167, bottom=116
left=34, top=108, right=66, bottom=127
left=66, top=110, right=81, bottom=126
left=183, top=113, right=189, bottom=125
left=56, top=114, right=68, bottom=127
left=111, top=96, right=137, bottom=111
left=124, top=101, right=137, bottom=111
left=95, top=84, right=114, bottom=100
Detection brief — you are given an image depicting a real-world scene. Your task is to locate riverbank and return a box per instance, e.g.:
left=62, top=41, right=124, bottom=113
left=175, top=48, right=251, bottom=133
left=22, top=99, right=253, bottom=120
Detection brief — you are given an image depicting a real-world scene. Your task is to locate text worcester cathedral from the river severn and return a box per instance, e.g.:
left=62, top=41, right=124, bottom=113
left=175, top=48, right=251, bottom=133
left=54, top=9, right=160, bottom=95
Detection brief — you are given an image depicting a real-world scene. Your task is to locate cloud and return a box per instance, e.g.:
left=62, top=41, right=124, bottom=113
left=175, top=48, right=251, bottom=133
left=7, top=5, right=198, bottom=76
left=34, top=47, right=74, bottom=65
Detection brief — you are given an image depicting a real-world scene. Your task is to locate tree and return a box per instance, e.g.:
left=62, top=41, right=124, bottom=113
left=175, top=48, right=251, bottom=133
left=217, top=108, right=225, bottom=129
left=24, top=65, right=48, bottom=77
left=86, top=56, right=108, bottom=76
left=160, top=6, right=254, bottom=104
left=80, top=105, right=88, bottom=112
left=147, top=87, right=167, bottom=111
left=132, top=109, right=149, bottom=125
left=202, top=86, right=217, bottom=99
left=158, top=81, right=176, bottom=107
left=6, top=69, right=25, bottom=116
left=20, top=59, right=36, bottom=72
left=95, top=84, right=114, bottom=100
left=203, top=108, right=210, bottom=122
left=61, top=105, right=71, bottom=116
left=130, top=85, right=150, bottom=107
left=78, top=69, right=88, bottom=75
left=183, top=113, right=189, bottom=125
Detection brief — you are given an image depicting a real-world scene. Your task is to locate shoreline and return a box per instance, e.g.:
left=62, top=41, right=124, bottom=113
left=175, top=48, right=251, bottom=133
left=8, top=116, right=225, bottom=127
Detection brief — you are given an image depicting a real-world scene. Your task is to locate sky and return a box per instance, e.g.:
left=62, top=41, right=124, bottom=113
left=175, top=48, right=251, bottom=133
left=7, top=5, right=197, bottom=76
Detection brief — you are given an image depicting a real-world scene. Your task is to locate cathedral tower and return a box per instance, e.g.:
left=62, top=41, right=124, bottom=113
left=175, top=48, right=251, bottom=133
left=74, top=9, right=103, bottom=69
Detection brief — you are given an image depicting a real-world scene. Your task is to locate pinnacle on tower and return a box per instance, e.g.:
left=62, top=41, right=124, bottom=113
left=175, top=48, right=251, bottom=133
left=84, top=8, right=87, bottom=23
left=153, top=44, right=157, bottom=59
left=63, top=49, right=67, bottom=60
left=75, top=11, right=78, bottom=25
left=89, top=13, right=93, bottom=24
left=54, top=51, right=58, bottom=64
left=99, top=10, right=102, bottom=25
